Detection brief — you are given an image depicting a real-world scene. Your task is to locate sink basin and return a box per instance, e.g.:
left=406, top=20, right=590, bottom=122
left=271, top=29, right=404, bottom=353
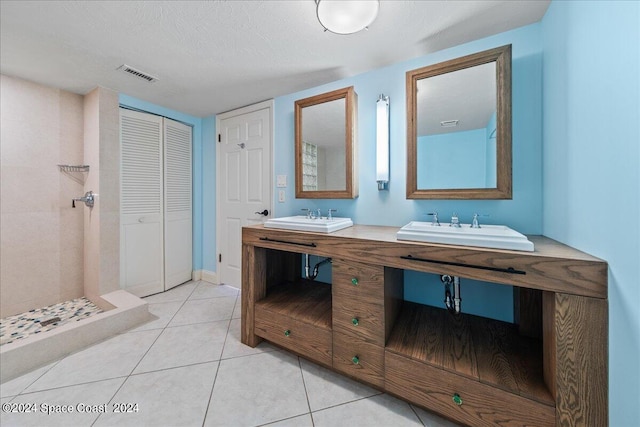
left=264, top=216, right=353, bottom=233
left=396, top=221, right=534, bottom=251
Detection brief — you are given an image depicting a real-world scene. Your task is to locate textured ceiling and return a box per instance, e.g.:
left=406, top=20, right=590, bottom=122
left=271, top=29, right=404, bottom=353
left=0, top=1, right=550, bottom=117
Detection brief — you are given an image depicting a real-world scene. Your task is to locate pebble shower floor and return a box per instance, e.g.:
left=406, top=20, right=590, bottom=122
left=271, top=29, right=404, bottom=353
left=0, top=297, right=102, bottom=346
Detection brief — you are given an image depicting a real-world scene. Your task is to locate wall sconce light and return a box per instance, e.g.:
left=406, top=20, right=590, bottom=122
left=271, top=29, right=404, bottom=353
left=376, top=94, right=390, bottom=190
left=316, top=0, right=380, bottom=35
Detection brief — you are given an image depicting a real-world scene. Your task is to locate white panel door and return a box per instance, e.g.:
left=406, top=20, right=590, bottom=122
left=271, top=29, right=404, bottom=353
left=217, top=102, right=272, bottom=287
left=164, top=118, right=192, bottom=290
left=120, top=109, right=164, bottom=297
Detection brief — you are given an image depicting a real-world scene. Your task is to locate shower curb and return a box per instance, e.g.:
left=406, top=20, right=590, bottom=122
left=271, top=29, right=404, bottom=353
left=0, top=290, right=151, bottom=383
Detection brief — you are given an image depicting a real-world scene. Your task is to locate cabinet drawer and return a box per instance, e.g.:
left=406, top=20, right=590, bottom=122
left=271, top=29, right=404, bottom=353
left=333, top=327, right=384, bottom=388
left=385, top=352, right=555, bottom=427
left=333, top=259, right=384, bottom=302
left=333, top=298, right=384, bottom=345
left=255, top=306, right=332, bottom=366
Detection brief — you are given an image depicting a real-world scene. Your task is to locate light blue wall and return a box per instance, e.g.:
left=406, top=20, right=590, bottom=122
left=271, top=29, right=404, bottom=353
left=417, top=129, right=488, bottom=189
left=118, top=94, right=206, bottom=271
left=541, top=2, right=640, bottom=425
left=273, top=24, right=542, bottom=322
left=485, top=111, right=497, bottom=187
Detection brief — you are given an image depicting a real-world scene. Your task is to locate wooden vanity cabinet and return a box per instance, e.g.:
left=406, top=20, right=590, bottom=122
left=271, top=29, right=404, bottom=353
left=242, top=225, right=608, bottom=426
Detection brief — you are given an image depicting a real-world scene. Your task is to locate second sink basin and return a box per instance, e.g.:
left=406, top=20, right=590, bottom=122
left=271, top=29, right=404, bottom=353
left=264, top=216, right=353, bottom=233
left=396, top=221, right=534, bottom=251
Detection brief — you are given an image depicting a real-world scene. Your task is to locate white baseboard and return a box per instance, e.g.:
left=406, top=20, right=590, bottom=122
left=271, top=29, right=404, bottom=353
left=192, top=270, right=218, bottom=284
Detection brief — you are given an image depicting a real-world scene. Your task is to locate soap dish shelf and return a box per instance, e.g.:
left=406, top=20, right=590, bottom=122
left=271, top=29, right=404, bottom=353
left=58, top=164, right=90, bottom=173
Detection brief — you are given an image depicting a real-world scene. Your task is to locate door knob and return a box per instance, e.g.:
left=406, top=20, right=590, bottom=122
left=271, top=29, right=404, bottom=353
left=255, top=209, right=269, bottom=216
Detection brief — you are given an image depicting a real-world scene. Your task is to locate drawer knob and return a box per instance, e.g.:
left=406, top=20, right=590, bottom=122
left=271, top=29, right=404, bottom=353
left=351, top=278, right=359, bottom=286
left=351, top=317, right=359, bottom=326
left=452, top=393, right=463, bottom=406
left=351, top=356, right=360, bottom=365
left=284, top=329, right=291, bottom=337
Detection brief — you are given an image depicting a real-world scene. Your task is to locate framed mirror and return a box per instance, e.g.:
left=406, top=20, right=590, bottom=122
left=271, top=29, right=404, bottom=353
left=295, top=86, right=358, bottom=199
left=407, top=44, right=512, bottom=199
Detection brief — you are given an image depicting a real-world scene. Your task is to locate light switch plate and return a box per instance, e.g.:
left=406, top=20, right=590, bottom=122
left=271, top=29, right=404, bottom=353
left=276, top=175, right=287, bottom=188
left=278, top=190, right=285, bottom=203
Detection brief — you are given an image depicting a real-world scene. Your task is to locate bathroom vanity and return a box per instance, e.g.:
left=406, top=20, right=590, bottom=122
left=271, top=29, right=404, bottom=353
left=241, top=224, right=608, bottom=426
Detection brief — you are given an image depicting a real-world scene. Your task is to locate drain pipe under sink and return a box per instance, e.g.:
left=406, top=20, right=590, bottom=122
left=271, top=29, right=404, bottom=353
left=305, top=254, right=332, bottom=280
left=442, top=275, right=462, bottom=315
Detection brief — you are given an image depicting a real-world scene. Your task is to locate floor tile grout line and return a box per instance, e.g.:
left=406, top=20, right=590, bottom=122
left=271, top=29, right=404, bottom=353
left=297, top=356, right=315, bottom=427
left=93, top=362, right=222, bottom=426
left=310, top=391, right=386, bottom=415
left=214, top=295, right=237, bottom=362
left=126, top=319, right=173, bottom=377
left=123, top=281, right=197, bottom=392
left=409, top=403, right=427, bottom=426
left=90, top=375, right=132, bottom=427
left=2, top=357, right=63, bottom=399
left=255, top=412, right=311, bottom=427
left=219, top=347, right=282, bottom=362
left=201, top=348, right=224, bottom=427
left=161, top=317, right=234, bottom=331
left=128, top=359, right=225, bottom=378
left=96, top=280, right=218, bottom=426
left=12, top=374, right=130, bottom=398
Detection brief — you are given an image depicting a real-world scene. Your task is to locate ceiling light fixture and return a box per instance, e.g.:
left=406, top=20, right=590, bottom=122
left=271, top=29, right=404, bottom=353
left=316, top=0, right=380, bottom=35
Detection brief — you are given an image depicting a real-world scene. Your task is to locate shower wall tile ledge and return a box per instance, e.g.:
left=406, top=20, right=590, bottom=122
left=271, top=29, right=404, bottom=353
left=0, top=290, right=151, bottom=383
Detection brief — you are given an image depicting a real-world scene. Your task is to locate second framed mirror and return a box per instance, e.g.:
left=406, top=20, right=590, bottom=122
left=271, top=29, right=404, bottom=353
left=407, top=44, right=512, bottom=199
left=295, top=86, right=358, bottom=199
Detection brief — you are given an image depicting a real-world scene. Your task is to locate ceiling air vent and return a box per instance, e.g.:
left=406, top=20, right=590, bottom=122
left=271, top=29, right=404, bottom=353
left=440, top=119, right=459, bottom=128
left=117, top=64, right=158, bottom=83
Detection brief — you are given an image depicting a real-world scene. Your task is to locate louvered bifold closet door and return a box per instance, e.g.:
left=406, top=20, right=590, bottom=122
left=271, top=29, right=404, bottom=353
left=163, top=118, right=192, bottom=290
left=120, top=109, right=164, bottom=297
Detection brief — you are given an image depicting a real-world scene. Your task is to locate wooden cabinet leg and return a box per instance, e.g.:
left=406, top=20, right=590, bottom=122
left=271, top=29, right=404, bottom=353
left=553, top=293, right=608, bottom=426
left=241, top=244, right=265, bottom=347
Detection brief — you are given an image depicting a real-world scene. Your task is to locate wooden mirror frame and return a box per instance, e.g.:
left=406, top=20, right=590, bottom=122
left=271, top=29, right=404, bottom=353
left=295, top=86, right=358, bottom=199
left=406, top=45, right=512, bottom=199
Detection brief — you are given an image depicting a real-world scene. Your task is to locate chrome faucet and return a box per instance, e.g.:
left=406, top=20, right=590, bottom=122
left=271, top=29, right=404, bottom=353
left=450, top=212, right=461, bottom=228
left=301, top=208, right=312, bottom=219
left=426, top=212, right=440, bottom=226
left=328, top=209, right=337, bottom=221
left=317, top=208, right=322, bottom=219
left=471, top=213, right=481, bottom=228
left=72, top=191, right=94, bottom=208
left=470, top=213, right=488, bottom=228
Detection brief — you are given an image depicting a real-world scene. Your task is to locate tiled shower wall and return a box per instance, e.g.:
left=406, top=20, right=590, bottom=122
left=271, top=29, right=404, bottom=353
left=82, top=86, right=120, bottom=302
left=0, top=75, right=85, bottom=318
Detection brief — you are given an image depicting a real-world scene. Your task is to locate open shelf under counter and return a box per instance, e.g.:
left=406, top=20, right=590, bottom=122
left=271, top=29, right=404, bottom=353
left=254, top=279, right=333, bottom=366
left=386, top=301, right=554, bottom=407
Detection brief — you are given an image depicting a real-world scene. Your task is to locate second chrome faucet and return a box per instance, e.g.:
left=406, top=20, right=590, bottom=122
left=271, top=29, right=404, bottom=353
left=301, top=208, right=337, bottom=220
left=427, top=212, right=486, bottom=228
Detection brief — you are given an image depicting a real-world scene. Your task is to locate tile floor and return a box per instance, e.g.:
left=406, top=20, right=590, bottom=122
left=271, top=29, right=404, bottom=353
left=0, top=281, right=460, bottom=427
